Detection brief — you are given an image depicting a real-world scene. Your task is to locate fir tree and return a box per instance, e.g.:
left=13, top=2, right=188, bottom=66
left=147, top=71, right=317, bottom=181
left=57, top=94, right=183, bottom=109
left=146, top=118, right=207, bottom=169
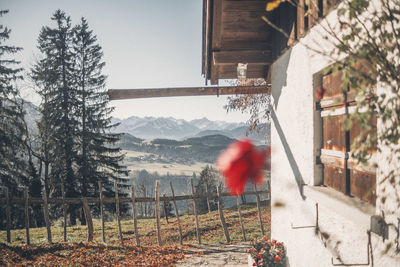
left=0, top=10, right=29, bottom=228
left=73, top=17, right=128, bottom=200
left=32, top=10, right=80, bottom=224
left=32, top=11, right=128, bottom=224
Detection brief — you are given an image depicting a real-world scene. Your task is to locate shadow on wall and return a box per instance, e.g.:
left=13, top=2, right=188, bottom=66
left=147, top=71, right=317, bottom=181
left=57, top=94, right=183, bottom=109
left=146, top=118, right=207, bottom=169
left=271, top=48, right=292, bottom=109
left=271, top=110, right=306, bottom=200
left=271, top=48, right=306, bottom=200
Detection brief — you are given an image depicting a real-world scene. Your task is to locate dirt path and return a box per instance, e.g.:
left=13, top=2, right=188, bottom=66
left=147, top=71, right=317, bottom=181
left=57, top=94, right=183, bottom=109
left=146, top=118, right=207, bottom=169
left=177, top=242, right=251, bottom=267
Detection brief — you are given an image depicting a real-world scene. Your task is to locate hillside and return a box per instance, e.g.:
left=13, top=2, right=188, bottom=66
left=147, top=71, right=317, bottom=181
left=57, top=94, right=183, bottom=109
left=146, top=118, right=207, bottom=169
left=112, top=116, right=269, bottom=145
left=119, top=133, right=237, bottom=164
left=0, top=204, right=270, bottom=266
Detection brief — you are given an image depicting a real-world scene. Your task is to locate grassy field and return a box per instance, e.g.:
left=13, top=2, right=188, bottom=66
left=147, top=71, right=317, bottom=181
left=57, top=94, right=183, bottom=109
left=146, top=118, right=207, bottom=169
left=0, top=203, right=270, bottom=266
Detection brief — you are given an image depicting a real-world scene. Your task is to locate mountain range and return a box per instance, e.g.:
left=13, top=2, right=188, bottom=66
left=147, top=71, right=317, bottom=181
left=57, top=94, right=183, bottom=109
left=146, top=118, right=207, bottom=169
left=111, top=116, right=269, bottom=145
left=23, top=101, right=269, bottom=145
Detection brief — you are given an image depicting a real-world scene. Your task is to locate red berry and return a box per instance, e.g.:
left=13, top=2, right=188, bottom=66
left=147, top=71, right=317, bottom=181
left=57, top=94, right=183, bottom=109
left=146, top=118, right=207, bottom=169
left=257, top=253, right=262, bottom=259
left=275, top=255, right=281, bottom=261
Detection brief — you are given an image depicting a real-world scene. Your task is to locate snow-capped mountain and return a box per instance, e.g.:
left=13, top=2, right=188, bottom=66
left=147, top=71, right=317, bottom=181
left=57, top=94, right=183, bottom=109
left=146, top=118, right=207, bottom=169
left=23, top=101, right=40, bottom=136
left=112, top=116, right=200, bottom=140
left=21, top=100, right=269, bottom=145
left=189, top=117, right=245, bottom=131
left=111, top=116, right=269, bottom=144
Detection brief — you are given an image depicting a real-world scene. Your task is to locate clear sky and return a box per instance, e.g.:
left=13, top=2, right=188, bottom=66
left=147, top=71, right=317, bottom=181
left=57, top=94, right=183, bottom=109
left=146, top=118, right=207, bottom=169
left=2, top=0, right=250, bottom=122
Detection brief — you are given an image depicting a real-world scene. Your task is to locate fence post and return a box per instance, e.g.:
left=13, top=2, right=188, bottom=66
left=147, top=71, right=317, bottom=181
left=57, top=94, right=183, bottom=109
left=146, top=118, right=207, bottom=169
left=5, top=187, right=11, bottom=243
left=61, top=184, right=67, bottom=242
left=131, top=185, right=140, bottom=246
left=205, top=184, right=211, bottom=213
left=254, top=184, right=265, bottom=236
left=217, top=185, right=230, bottom=243
left=155, top=180, right=162, bottom=245
left=236, top=196, right=246, bottom=241
left=24, top=187, right=30, bottom=245
left=98, top=181, right=105, bottom=243
left=190, top=179, right=201, bottom=244
left=114, top=181, right=124, bottom=246
left=169, top=181, right=183, bottom=245
left=163, top=194, right=169, bottom=223
left=42, top=189, right=52, bottom=243
left=81, top=198, right=93, bottom=242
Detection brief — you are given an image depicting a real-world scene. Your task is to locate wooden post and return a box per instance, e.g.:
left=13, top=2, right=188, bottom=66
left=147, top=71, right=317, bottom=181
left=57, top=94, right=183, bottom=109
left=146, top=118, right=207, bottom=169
left=24, top=187, right=30, bottom=245
left=5, top=187, right=11, bottom=243
left=81, top=198, right=94, bottom=242
left=114, top=181, right=124, bottom=246
left=42, top=189, right=52, bottom=243
left=155, top=180, right=162, bottom=245
left=190, top=179, right=201, bottom=244
left=131, top=185, right=140, bottom=246
left=169, top=181, right=183, bottom=245
left=322, top=0, right=328, bottom=16
left=217, top=185, right=230, bottom=243
left=205, top=184, right=211, bottom=213
left=98, top=181, right=105, bottom=243
left=61, top=184, right=67, bottom=242
left=254, top=184, right=265, bottom=236
left=163, top=194, right=169, bottom=223
left=297, top=0, right=305, bottom=38
left=236, top=196, right=246, bottom=241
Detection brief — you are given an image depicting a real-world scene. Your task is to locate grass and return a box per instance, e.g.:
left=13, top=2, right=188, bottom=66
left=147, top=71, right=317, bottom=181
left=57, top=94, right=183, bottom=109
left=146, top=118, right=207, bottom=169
left=0, top=203, right=270, bottom=266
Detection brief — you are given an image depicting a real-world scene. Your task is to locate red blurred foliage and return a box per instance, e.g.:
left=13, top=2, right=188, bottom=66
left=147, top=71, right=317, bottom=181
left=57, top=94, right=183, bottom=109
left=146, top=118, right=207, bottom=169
left=217, top=139, right=268, bottom=196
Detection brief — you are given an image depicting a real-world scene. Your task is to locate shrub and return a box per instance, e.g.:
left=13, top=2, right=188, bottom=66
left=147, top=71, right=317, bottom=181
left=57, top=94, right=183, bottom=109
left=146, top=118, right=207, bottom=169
left=249, top=236, right=286, bottom=267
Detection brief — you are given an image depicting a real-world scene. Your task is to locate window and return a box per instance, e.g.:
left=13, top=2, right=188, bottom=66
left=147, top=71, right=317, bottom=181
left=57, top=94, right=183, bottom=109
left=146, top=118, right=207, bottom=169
left=316, top=69, right=376, bottom=205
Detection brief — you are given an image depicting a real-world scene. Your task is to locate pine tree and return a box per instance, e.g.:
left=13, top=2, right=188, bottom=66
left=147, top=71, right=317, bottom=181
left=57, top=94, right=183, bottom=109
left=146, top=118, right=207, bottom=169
left=0, top=10, right=29, bottom=228
left=32, top=10, right=80, bottom=224
left=195, top=165, right=220, bottom=213
left=32, top=11, right=129, bottom=224
left=73, top=17, right=128, bottom=201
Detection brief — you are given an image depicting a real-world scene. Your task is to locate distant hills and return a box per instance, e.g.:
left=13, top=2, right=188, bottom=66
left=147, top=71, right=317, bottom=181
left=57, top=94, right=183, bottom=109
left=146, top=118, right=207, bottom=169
left=23, top=101, right=270, bottom=146
left=119, top=133, right=239, bottom=164
left=112, top=116, right=269, bottom=145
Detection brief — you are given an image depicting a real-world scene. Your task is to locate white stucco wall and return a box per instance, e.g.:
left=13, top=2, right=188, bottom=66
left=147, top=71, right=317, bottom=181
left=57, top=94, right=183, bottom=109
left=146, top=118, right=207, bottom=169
left=270, top=3, right=400, bottom=266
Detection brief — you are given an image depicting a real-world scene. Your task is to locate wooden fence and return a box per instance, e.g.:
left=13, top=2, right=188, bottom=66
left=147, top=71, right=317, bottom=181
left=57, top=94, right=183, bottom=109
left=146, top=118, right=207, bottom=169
left=0, top=179, right=270, bottom=246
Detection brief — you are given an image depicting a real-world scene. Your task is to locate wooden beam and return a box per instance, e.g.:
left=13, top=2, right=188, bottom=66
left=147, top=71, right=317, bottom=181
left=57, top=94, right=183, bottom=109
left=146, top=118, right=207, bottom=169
left=213, top=50, right=271, bottom=65
left=212, top=0, right=223, bottom=50
left=108, top=85, right=270, bottom=100
left=203, top=0, right=212, bottom=80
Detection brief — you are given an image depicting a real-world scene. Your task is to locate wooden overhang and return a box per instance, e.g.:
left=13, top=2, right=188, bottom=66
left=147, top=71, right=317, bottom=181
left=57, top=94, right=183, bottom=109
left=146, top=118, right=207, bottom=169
left=108, top=85, right=270, bottom=100
left=202, top=0, right=342, bottom=85
left=202, top=0, right=275, bottom=85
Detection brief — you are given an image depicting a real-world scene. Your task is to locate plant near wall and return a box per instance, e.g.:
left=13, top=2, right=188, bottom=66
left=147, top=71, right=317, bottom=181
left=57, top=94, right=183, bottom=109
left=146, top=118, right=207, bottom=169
left=224, top=79, right=271, bottom=135
left=321, top=0, right=400, bottom=224
left=249, top=236, right=286, bottom=266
